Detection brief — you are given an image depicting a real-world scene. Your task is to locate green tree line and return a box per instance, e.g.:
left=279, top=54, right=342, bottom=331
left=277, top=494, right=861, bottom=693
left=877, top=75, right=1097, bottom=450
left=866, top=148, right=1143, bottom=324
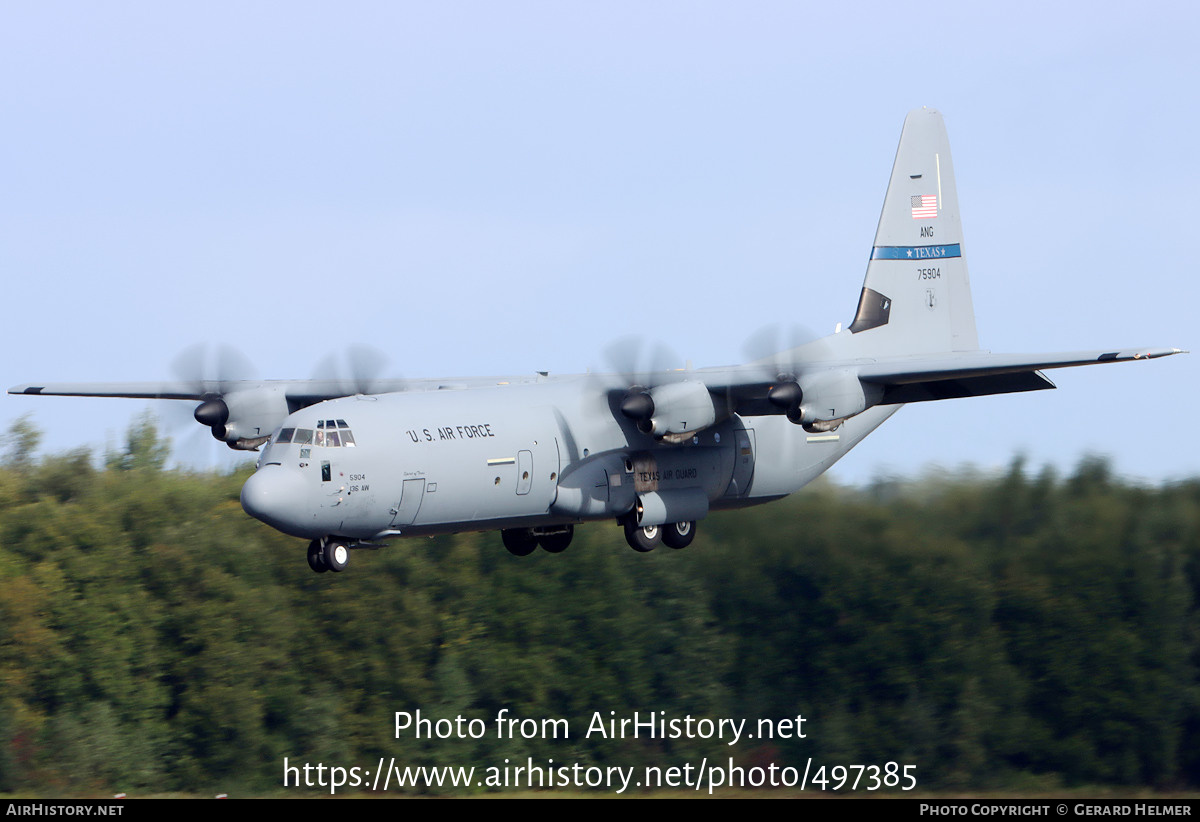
left=0, top=416, right=1196, bottom=794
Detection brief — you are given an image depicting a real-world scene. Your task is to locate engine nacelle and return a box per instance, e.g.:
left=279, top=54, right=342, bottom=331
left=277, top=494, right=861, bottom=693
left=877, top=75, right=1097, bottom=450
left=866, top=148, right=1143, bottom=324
left=196, top=386, right=291, bottom=446
left=795, top=369, right=882, bottom=424
left=646, top=381, right=719, bottom=438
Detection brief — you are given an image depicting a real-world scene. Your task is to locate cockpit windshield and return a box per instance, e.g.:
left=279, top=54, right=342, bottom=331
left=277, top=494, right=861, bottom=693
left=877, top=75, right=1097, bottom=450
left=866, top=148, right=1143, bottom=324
left=274, top=419, right=356, bottom=448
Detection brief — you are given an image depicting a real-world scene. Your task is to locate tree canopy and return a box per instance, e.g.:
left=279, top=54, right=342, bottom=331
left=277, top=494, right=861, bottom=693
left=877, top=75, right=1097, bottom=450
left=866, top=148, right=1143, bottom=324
left=0, top=418, right=1196, bottom=794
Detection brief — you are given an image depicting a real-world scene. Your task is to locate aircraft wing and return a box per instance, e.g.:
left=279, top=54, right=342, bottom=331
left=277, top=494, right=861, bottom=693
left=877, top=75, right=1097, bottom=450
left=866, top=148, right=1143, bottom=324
left=856, top=347, right=1185, bottom=404
left=6, top=375, right=543, bottom=403
left=7, top=378, right=414, bottom=402
left=6, top=375, right=538, bottom=449
left=9, top=382, right=222, bottom=400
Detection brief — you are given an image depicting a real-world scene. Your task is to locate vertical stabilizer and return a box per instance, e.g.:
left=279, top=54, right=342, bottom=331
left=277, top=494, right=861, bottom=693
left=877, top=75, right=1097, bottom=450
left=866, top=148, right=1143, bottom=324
left=849, top=108, right=979, bottom=354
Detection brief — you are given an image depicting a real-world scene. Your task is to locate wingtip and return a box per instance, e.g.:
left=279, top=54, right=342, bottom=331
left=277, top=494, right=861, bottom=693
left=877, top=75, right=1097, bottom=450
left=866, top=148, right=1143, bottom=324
left=1132, top=347, right=1187, bottom=360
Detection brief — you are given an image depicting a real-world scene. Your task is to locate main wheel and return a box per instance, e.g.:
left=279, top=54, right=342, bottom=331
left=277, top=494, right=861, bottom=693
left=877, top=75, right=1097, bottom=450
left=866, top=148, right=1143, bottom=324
left=538, top=526, right=573, bottom=554
left=501, top=528, right=538, bottom=557
left=624, top=521, right=661, bottom=553
left=662, top=521, right=696, bottom=550
left=323, top=541, right=350, bottom=572
left=307, top=539, right=328, bottom=573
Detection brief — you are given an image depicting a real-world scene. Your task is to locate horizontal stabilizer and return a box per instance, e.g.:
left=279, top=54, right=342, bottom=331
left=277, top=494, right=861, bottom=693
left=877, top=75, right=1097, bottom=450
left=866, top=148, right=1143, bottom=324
left=880, top=371, right=1055, bottom=404
left=858, top=347, right=1185, bottom=405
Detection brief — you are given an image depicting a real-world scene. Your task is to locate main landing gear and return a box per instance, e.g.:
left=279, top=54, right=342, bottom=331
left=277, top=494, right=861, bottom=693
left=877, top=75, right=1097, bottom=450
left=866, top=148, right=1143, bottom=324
left=501, top=525, right=575, bottom=556
left=308, top=537, right=351, bottom=573
left=623, top=519, right=696, bottom=552
left=502, top=520, right=697, bottom=555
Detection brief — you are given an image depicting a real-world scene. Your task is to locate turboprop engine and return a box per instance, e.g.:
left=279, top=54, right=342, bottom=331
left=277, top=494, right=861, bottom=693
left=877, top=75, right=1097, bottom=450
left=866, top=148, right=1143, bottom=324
left=620, top=380, right=723, bottom=440
left=193, top=385, right=291, bottom=449
left=766, top=369, right=883, bottom=432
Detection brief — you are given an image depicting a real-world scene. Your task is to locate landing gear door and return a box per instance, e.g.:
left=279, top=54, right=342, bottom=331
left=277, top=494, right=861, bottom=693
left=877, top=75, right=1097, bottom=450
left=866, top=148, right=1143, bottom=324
left=391, top=478, right=426, bottom=526
left=726, top=428, right=756, bottom=497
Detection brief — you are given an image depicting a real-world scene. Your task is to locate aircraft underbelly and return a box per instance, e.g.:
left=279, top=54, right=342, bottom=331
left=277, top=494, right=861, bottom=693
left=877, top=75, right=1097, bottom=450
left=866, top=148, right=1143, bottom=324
left=551, top=417, right=743, bottom=521
left=744, top=405, right=901, bottom=498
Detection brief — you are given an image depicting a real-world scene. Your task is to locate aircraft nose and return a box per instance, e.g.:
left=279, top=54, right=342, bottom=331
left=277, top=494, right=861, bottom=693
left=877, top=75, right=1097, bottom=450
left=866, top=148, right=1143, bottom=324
left=241, top=466, right=311, bottom=537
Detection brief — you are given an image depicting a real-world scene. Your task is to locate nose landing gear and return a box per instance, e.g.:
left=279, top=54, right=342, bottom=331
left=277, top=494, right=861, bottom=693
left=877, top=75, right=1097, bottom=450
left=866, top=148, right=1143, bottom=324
left=501, top=524, right=576, bottom=556
left=307, top=538, right=351, bottom=573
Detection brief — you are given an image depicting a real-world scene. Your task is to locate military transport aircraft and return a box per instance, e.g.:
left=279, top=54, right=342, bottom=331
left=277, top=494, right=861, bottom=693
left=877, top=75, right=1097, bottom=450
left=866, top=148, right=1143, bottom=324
left=9, top=109, right=1184, bottom=573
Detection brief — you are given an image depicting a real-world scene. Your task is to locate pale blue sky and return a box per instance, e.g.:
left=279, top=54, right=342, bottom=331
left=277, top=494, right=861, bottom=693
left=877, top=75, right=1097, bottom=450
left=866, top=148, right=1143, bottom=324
left=3, top=2, right=1196, bottom=482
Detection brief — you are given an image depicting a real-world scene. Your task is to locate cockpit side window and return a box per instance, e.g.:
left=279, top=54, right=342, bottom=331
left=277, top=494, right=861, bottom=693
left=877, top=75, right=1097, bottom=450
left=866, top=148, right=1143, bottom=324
left=276, top=428, right=295, bottom=444
left=294, top=428, right=314, bottom=445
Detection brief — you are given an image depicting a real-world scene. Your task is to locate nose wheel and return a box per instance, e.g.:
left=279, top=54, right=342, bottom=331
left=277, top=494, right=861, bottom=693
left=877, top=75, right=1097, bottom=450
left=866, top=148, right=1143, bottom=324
left=501, top=528, right=539, bottom=556
left=501, top=525, right=575, bottom=555
left=536, top=525, right=573, bottom=554
left=308, top=538, right=350, bottom=573
left=307, top=540, right=327, bottom=572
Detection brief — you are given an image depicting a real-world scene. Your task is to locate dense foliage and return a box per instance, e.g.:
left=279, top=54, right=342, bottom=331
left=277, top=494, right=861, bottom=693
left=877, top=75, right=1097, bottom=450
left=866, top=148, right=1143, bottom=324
left=0, top=417, right=1197, bottom=794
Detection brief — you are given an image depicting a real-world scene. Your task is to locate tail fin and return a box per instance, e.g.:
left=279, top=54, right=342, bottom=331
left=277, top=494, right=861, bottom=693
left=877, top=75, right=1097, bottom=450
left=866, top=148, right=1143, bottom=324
left=849, top=108, right=979, bottom=354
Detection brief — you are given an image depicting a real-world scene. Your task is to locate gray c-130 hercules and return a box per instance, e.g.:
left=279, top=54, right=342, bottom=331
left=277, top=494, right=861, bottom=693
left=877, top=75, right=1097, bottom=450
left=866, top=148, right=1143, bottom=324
left=9, top=108, right=1185, bottom=572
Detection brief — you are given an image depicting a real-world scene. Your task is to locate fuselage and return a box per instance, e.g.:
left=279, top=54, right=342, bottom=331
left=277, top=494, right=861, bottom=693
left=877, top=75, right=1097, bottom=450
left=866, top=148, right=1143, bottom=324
left=239, top=376, right=899, bottom=542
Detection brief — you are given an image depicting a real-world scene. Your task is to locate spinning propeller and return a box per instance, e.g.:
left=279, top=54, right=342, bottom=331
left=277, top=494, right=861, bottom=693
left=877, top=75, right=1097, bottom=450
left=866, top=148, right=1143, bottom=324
left=741, top=323, right=825, bottom=424
left=599, top=337, right=685, bottom=434
left=168, top=343, right=259, bottom=448
left=312, top=344, right=394, bottom=397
